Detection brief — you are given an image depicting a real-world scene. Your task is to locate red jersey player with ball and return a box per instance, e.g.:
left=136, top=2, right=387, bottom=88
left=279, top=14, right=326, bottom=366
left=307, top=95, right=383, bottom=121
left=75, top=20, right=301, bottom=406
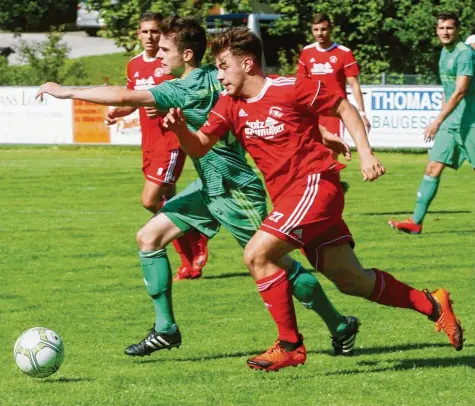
left=105, top=12, right=208, bottom=280
left=165, top=27, right=464, bottom=372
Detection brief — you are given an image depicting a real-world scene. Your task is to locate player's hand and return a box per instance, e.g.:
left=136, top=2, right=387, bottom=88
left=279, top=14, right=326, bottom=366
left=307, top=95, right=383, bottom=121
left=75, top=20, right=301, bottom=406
left=35, top=82, right=71, bottom=102
left=321, top=131, right=351, bottom=161
left=105, top=108, right=121, bottom=125
left=144, top=106, right=160, bottom=119
left=361, top=115, right=371, bottom=133
left=424, top=120, right=440, bottom=142
left=359, top=151, right=385, bottom=182
left=163, top=108, right=187, bottom=133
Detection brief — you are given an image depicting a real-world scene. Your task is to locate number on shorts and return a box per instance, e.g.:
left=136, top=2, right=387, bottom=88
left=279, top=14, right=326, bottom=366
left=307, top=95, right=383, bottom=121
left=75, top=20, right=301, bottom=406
left=157, top=168, right=164, bottom=176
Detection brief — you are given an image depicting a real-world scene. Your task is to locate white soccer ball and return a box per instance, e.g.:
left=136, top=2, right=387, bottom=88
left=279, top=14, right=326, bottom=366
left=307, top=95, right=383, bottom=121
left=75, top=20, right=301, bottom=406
left=13, top=327, right=65, bottom=378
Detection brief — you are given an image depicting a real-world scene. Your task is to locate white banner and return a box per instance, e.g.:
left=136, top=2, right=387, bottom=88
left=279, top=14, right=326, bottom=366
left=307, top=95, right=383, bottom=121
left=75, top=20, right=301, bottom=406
left=0, top=87, right=73, bottom=144
left=0, top=85, right=444, bottom=148
left=347, top=86, right=442, bottom=148
left=108, top=108, right=142, bottom=145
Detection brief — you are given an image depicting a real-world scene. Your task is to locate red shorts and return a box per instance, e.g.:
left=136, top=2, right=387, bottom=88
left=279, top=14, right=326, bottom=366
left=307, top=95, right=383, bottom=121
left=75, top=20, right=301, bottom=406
left=260, top=168, right=352, bottom=251
left=318, top=115, right=344, bottom=138
left=142, top=148, right=186, bottom=185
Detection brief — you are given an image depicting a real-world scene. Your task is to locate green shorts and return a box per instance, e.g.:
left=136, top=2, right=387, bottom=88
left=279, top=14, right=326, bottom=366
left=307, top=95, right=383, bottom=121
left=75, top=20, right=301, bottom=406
left=429, top=126, right=475, bottom=169
left=160, top=178, right=268, bottom=248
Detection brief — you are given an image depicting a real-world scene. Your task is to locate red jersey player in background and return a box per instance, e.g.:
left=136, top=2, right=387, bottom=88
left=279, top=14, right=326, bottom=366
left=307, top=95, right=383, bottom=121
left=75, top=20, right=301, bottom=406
left=105, top=12, right=208, bottom=280
left=298, top=13, right=371, bottom=138
left=164, top=27, right=464, bottom=372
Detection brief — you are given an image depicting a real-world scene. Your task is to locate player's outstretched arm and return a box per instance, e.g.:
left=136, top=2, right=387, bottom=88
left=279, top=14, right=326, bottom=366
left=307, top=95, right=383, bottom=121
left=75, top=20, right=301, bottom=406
left=36, top=82, right=155, bottom=107
left=336, top=99, right=385, bottom=182
left=423, top=75, right=470, bottom=141
left=163, top=108, right=219, bottom=158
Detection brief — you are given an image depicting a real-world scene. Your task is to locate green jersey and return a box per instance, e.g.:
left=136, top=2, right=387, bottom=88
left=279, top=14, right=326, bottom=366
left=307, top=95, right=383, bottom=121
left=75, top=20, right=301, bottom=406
left=148, top=65, right=258, bottom=196
left=439, top=41, right=475, bottom=129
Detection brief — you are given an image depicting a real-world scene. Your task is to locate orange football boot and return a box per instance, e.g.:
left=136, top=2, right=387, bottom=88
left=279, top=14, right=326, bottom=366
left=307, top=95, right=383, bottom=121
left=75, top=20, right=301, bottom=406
left=247, top=339, right=306, bottom=372
left=426, top=288, right=464, bottom=351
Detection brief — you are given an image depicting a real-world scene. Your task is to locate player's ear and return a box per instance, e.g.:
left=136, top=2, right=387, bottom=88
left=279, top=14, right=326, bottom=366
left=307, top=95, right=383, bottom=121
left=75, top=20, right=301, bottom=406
left=242, top=56, right=254, bottom=73
left=183, top=48, right=194, bottom=63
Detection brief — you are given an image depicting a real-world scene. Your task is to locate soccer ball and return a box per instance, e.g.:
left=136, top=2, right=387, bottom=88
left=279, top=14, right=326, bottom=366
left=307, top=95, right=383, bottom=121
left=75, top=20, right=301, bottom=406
left=13, top=327, right=65, bottom=378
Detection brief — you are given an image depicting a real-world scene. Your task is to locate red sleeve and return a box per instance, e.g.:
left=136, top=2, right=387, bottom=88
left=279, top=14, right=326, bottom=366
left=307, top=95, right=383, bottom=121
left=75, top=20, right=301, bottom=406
left=296, top=50, right=309, bottom=77
left=126, top=62, right=134, bottom=90
left=199, top=94, right=232, bottom=138
left=343, top=50, right=360, bottom=78
left=294, top=75, right=342, bottom=116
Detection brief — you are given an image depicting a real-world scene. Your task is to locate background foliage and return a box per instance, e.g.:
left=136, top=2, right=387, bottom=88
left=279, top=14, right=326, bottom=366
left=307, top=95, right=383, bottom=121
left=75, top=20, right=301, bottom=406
left=86, top=0, right=475, bottom=77
left=1, top=1, right=475, bottom=81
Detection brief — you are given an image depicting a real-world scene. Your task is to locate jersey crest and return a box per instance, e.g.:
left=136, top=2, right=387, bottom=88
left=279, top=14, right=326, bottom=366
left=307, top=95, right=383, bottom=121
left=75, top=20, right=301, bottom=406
left=154, top=68, right=164, bottom=77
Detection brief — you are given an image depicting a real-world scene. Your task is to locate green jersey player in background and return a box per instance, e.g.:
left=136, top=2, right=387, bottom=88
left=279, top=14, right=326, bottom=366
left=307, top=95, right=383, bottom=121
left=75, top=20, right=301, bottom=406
left=389, top=11, right=475, bottom=234
left=36, top=16, right=360, bottom=361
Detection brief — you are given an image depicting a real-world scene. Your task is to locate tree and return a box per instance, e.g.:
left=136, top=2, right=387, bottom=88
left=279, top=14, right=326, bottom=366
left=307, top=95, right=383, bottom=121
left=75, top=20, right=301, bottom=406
left=86, top=0, right=475, bottom=78
left=0, top=0, right=76, bottom=32
left=265, top=0, right=475, bottom=78
left=88, top=0, right=245, bottom=54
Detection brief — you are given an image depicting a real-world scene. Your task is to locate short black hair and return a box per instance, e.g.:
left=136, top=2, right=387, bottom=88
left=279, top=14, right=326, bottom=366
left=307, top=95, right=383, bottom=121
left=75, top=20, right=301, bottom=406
left=159, top=16, right=207, bottom=64
left=437, top=11, right=460, bottom=28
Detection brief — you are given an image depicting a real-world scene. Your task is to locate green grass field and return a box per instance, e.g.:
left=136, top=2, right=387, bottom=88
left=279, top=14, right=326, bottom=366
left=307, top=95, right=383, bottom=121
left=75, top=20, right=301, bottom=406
left=0, top=147, right=474, bottom=406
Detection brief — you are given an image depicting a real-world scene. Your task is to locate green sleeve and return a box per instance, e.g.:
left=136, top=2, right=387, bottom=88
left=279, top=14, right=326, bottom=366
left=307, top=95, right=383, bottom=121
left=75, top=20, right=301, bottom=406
left=147, top=80, right=186, bottom=112
left=456, top=50, right=474, bottom=77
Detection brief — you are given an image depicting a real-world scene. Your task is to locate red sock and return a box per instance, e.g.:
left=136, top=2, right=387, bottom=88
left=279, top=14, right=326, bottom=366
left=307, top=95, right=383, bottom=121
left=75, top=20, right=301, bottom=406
left=369, top=269, right=433, bottom=316
left=188, top=230, right=208, bottom=258
left=256, top=269, right=300, bottom=343
left=172, top=235, right=194, bottom=268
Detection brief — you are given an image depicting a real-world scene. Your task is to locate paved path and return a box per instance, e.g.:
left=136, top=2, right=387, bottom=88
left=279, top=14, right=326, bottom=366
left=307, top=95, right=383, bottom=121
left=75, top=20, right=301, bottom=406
left=0, top=31, right=126, bottom=65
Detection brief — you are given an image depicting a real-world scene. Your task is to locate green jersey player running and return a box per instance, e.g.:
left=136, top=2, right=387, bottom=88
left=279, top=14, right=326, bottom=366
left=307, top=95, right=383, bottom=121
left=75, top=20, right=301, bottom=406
left=36, top=16, right=359, bottom=357
left=389, top=11, right=475, bottom=234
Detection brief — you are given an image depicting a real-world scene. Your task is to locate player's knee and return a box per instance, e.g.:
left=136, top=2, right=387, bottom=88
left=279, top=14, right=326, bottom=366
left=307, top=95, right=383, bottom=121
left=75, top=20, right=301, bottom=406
left=136, top=227, right=165, bottom=251
left=141, top=196, right=161, bottom=213
left=425, top=161, right=444, bottom=177
left=243, top=244, right=266, bottom=272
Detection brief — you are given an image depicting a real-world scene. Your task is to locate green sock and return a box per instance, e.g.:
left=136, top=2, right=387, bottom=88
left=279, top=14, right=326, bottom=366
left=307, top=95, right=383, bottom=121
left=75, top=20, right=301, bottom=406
left=288, top=261, right=347, bottom=336
left=139, top=249, right=175, bottom=333
left=412, top=174, right=440, bottom=224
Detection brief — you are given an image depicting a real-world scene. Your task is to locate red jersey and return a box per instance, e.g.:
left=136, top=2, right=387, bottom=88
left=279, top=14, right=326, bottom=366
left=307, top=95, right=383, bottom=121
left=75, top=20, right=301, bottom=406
left=126, top=52, right=177, bottom=154
left=200, top=76, right=342, bottom=202
left=297, top=42, right=359, bottom=99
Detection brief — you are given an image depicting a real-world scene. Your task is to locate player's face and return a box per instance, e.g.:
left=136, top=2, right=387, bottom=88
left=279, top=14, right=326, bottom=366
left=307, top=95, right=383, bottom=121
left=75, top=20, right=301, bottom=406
left=158, top=34, right=185, bottom=77
left=436, top=19, right=459, bottom=46
left=137, top=20, right=160, bottom=56
left=311, top=21, right=332, bottom=45
left=215, top=50, right=247, bottom=96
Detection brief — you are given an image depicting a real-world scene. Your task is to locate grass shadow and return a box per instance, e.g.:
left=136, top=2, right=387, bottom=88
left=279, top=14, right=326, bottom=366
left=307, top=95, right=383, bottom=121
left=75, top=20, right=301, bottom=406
left=202, top=272, right=250, bottom=280
left=326, top=355, right=475, bottom=375
left=359, top=210, right=471, bottom=216
left=43, top=377, right=95, bottom=383
left=423, top=230, right=475, bottom=235
left=132, top=342, right=470, bottom=364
